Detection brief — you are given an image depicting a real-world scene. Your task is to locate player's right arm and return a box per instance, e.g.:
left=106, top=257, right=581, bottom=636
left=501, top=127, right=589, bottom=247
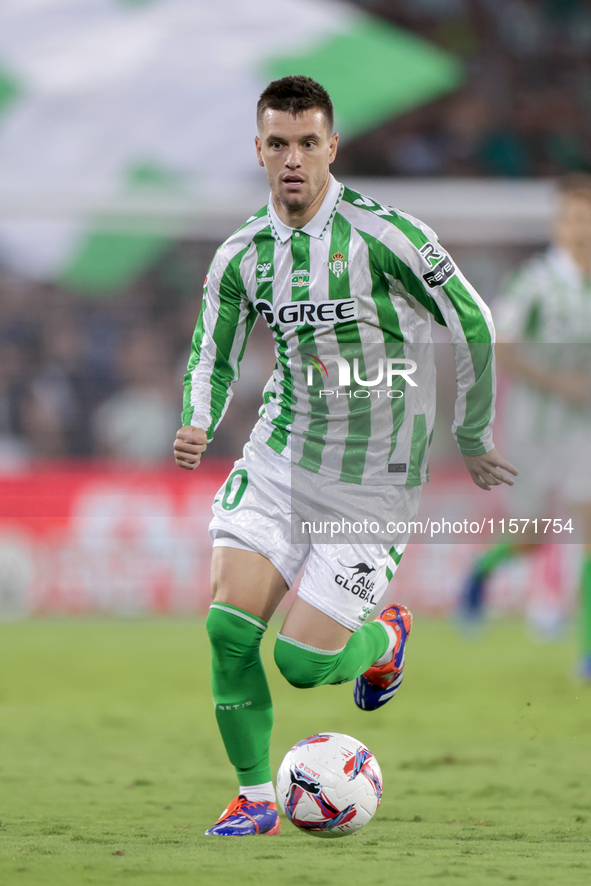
left=175, top=242, right=257, bottom=469
left=174, top=425, right=208, bottom=470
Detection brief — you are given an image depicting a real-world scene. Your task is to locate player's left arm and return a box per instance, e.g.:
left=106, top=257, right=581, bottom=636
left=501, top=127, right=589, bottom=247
left=461, top=447, right=518, bottom=491
left=407, top=233, right=518, bottom=488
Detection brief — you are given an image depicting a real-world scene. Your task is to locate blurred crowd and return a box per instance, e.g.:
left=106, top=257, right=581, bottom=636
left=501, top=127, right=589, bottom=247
left=0, top=242, right=274, bottom=467
left=0, top=238, right=534, bottom=467
left=337, top=0, right=591, bottom=177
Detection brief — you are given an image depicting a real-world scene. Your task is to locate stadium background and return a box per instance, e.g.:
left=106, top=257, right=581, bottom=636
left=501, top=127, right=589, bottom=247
left=2, top=5, right=591, bottom=886
left=0, top=0, right=587, bottom=620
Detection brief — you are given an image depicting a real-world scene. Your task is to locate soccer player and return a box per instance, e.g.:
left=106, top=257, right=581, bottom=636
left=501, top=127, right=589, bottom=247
left=459, top=174, right=591, bottom=661
left=174, top=76, right=517, bottom=837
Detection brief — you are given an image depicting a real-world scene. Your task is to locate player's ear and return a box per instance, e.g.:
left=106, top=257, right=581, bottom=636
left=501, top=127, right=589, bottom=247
left=329, top=132, right=339, bottom=164
left=255, top=135, right=265, bottom=168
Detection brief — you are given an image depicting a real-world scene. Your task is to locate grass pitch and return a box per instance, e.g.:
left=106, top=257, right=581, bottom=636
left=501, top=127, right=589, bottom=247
left=0, top=617, right=590, bottom=886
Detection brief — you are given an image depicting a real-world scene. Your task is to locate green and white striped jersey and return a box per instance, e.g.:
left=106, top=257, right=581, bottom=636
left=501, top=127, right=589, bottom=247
left=494, top=246, right=591, bottom=441
left=182, top=175, right=496, bottom=486
left=494, top=247, right=591, bottom=344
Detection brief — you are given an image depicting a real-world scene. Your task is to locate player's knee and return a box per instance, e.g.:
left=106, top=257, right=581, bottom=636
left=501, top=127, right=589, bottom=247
left=206, top=606, right=231, bottom=647
left=274, top=634, right=330, bottom=689
left=205, top=605, right=262, bottom=660
left=274, top=641, right=313, bottom=688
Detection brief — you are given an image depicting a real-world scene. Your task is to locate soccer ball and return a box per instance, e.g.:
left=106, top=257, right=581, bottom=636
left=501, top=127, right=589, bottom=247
left=276, top=732, right=383, bottom=838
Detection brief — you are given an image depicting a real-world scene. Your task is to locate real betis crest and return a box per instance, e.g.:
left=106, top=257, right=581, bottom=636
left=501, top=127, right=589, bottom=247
left=327, top=251, right=349, bottom=278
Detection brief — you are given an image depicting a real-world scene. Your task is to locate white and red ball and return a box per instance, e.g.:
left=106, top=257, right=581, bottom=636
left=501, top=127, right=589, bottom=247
left=276, top=732, right=383, bottom=838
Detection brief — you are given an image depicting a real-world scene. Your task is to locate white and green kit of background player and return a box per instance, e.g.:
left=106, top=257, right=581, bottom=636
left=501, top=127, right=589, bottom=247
left=461, top=245, right=591, bottom=658
left=183, top=175, right=497, bottom=797
left=494, top=246, right=591, bottom=515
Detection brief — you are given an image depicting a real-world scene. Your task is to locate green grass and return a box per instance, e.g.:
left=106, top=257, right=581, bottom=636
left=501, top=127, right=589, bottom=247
left=0, top=618, right=590, bottom=886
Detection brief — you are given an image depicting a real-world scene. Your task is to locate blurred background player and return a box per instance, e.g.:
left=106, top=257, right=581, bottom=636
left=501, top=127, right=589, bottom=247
left=459, top=174, right=591, bottom=672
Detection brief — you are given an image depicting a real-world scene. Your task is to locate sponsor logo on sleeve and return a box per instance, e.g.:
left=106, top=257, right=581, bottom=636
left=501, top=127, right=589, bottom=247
left=420, top=242, right=455, bottom=288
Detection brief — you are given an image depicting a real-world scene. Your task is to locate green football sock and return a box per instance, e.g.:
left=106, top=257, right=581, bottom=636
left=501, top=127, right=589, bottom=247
left=274, top=621, right=389, bottom=690
left=475, top=542, right=515, bottom=577
left=206, top=603, right=273, bottom=787
left=581, top=550, right=591, bottom=656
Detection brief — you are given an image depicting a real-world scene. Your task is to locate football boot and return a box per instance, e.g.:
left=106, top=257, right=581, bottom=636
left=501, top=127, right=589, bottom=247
left=204, top=795, right=281, bottom=836
left=354, top=604, right=412, bottom=712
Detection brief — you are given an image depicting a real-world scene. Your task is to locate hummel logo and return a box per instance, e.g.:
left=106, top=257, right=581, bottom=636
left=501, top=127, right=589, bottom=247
left=256, top=262, right=274, bottom=284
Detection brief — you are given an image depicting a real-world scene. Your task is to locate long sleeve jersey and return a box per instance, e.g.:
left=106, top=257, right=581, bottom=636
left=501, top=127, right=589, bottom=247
left=182, top=176, right=496, bottom=487
left=493, top=245, right=591, bottom=443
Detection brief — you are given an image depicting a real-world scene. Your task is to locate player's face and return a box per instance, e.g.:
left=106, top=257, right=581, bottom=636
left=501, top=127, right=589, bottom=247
left=554, top=194, right=591, bottom=261
left=255, top=108, right=338, bottom=221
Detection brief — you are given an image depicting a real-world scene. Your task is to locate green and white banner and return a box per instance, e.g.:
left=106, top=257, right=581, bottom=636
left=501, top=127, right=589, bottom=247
left=0, top=0, right=462, bottom=292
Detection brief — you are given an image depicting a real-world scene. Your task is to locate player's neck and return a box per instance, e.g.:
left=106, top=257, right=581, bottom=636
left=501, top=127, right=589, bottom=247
left=273, top=174, right=331, bottom=230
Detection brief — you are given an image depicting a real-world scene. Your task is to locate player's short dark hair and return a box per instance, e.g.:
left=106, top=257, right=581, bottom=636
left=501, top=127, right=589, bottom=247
left=257, top=75, right=334, bottom=133
left=557, top=172, right=591, bottom=201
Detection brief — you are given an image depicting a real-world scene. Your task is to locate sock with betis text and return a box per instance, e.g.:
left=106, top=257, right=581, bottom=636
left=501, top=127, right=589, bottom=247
left=206, top=604, right=273, bottom=787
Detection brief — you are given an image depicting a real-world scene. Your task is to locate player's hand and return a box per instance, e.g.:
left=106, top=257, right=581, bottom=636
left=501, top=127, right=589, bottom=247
left=174, top=426, right=208, bottom=470
left=461, top=447, right=518, bottom=491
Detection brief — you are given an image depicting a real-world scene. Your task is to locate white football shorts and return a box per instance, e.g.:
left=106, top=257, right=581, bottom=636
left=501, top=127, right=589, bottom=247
left=209, top=440, right=421, bottom=632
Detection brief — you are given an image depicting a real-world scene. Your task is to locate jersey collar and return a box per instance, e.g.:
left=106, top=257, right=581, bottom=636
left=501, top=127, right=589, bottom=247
left=268, top=174, right=343, bottom=243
